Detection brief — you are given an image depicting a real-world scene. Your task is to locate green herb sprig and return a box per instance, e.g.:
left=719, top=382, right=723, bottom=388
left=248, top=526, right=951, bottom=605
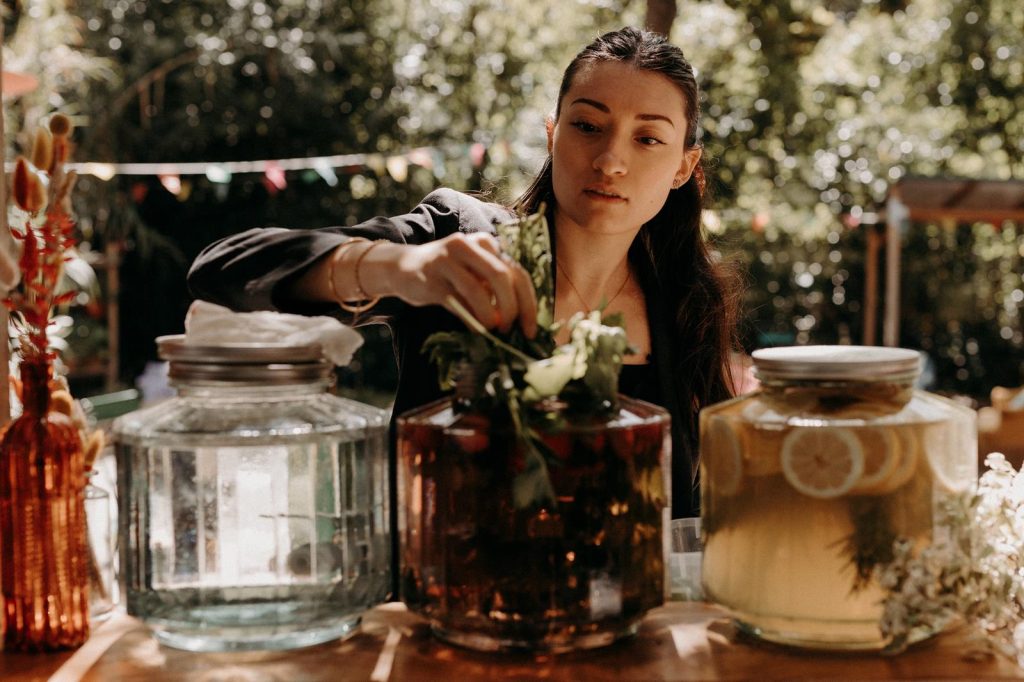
left=422, top=208, right=632, bottom=509
left=840, top=497, right=897, bottom=593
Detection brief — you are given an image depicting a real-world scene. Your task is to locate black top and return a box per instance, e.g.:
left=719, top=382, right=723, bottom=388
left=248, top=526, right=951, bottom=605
left=188, top=188, right=699, bottom=518
left=619, top=362, right=660, bottom=406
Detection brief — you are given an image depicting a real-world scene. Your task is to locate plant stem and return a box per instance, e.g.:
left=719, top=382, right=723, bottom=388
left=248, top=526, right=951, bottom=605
left=445, top=295, right=537, bottom=364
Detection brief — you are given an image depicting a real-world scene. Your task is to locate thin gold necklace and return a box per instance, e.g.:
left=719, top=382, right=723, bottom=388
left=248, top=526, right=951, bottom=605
left=557, top=260, right=631, bottom=314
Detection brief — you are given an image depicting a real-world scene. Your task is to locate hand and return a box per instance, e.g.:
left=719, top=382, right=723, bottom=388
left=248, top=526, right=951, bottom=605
left=393, top=232, right=538, bottom=337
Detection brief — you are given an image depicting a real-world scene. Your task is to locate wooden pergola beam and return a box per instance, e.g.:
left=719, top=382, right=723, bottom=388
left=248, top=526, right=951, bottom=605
left=907, top=207, right=1024, bottom=224
left=866, top=176, right=1024, bottom=348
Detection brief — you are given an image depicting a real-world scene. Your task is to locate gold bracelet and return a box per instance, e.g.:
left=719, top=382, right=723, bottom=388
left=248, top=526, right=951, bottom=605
left=327, top=237, right=385, bottom=314
left=326, top=238, right=365, bottom=302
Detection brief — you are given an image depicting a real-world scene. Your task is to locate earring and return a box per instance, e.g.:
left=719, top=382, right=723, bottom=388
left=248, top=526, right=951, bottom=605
left=671, top=178, right=683, bottom=189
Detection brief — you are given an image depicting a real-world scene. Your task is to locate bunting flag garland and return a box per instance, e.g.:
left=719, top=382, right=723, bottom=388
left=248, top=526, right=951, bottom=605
left=312, top=158, right=338, bottom=187
left=45, top=142, right=510, bottom=190
left=262, top=160, right=287, bottom=194
left=158, top=173, right=181, bottom=195
left=0, top=143, right=514, bottom=206
left=405, top=148, right=432, bottom=169
left=205, top=164, right=231, bottom=184
left=384, top=155, right=408, bottom=183
left=470, top=142, right=486, bottom=169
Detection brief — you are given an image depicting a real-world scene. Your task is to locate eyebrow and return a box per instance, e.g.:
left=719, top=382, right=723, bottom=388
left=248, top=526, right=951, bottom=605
left=569, top=97, right=676, bottom=127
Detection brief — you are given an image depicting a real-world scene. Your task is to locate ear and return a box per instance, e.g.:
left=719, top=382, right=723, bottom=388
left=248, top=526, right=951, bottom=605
left=545, top=115, right=555, bottom=155
left=672, top=147, right=703, bottom=189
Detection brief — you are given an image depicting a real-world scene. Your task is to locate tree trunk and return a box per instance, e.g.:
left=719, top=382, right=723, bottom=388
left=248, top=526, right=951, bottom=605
left=645, top=0, right=677, bottom=37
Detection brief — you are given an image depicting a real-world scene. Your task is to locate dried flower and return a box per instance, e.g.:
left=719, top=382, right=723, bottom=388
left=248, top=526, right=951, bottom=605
left=48, top=114, right=73, bottom=172
left=48, top=113, right=71, bottom=138
left=12, top=156, right=49, bottom=214
left=4, top=115, right=78, bottom=365
left=30, top=127, right=53, bottom=172
left=47, top=380, right=106, bottom=469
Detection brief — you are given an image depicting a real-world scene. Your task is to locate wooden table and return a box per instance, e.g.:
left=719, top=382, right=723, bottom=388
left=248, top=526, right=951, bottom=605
left=2, top=602, right=1022, bottom=681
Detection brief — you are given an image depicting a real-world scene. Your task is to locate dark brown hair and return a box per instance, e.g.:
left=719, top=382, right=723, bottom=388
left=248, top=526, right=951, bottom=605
left=516, top=26, right=740, bottom=436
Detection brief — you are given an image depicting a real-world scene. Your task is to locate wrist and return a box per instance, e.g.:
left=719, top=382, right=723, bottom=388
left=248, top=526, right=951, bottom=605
left=327, top=238, right=388, bottom=313
left=357, top=241, right=404, bottom=299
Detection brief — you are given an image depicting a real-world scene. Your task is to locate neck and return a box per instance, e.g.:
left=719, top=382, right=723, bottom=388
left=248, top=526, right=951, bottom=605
left=554, top=224, right=635, bottom=300
left=552, top=236, right=630, bottom=311
left=551, top=211, right=648, bottom=355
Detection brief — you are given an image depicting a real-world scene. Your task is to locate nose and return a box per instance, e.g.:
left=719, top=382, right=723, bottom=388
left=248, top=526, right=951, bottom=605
left=592, top=137, right=627, bottom=176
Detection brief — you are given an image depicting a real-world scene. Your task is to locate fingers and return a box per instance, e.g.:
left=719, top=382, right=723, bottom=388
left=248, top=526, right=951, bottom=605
left=446, top=234, right=519, bottom=332
left=412, top=232, right=541, bottom=336
left=439, top=261, right=500, bottom=326
left=471, top=237, right=540, bottom=337
left=470, top=235, right=539, bottom=336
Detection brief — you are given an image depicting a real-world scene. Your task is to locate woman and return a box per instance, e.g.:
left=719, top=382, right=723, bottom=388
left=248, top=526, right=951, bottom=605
left=188, top=26, right=740, bottom=518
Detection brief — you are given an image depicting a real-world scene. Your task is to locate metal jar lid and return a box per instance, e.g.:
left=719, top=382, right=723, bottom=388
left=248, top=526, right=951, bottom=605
left=157, top=334, right=333, bottom=384
left=751, top=345, right=921, bottom=382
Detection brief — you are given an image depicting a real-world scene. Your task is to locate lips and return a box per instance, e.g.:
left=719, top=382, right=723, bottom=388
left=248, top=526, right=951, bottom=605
left=584, top=186, right=626, bottom=201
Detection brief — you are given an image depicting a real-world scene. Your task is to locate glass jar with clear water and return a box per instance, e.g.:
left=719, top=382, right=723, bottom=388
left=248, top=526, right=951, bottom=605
left=113, top=335, right=390, bottom=652
left=85, top=470, right=116, bottom=621
left=700, top=346, right=977, bottom=650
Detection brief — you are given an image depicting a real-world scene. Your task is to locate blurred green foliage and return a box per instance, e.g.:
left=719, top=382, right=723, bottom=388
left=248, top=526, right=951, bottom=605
left=2, top=0, right=1021, bottom=400
left=679, top=0, right=1023, bottom=397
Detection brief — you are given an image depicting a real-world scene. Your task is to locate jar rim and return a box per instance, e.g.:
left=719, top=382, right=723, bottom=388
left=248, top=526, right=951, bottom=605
left=157, top=334, right=325, bottom=364
left=158, top=334, right=334, bottom=383
left=751, top=345, right=921, bottom=382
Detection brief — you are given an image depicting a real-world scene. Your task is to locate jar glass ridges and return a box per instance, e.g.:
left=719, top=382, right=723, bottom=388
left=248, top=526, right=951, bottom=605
left=398, top=395, right=670, bottom=653
left=700, top=346, right=977, bottom=650
left=113, top=336, right=390, bottom=651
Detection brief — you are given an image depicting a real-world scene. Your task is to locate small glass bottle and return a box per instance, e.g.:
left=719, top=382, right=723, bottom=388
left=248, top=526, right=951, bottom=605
left=85, top=470, right=116, bottom=621
left=700, top=345, right=977, bottom=650
left=113, top=336, right=390, bottom=652
left=397, top=363, right=671, bottom=653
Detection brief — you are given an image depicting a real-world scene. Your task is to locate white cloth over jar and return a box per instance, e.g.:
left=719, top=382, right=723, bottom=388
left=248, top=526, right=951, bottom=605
left=184, top=300, right=363, bottom=366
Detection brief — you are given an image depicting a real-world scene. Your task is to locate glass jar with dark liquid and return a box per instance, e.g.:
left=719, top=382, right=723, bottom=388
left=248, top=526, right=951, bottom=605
left=397, top=370, right=671, bottom=653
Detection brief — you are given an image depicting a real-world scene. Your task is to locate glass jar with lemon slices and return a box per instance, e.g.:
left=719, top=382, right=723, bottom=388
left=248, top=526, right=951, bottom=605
left=699, top=345, right=977, bottom=650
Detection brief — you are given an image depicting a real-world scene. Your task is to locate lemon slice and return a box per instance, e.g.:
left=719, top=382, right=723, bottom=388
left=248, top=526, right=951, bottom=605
left=780, top=427, right=864, bottom=499
left=842, top=402, right=903, bottom=420
left=702, top=415, right=743, bottom=496
left=850, top=427, right=900, bottom=494
left=923, top=422, right=975, bottom=494
left=886, top=426, right=920, bottom=490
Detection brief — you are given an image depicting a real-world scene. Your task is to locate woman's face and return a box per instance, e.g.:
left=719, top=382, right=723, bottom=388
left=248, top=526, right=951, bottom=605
left=548, top=60, right=701, bottom=237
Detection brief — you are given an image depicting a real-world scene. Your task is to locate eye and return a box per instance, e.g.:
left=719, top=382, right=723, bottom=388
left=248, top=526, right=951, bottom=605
left=637, top=135, right=665, bottom=146
left=570, top=120, right=599, bottom=134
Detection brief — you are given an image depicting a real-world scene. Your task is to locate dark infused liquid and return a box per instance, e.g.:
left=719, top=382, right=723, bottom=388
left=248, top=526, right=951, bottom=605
left=398, top=396, right=669, bottom=652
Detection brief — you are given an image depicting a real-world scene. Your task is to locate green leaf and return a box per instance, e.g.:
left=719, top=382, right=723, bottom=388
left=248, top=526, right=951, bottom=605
left=423, top=330, right=470, bottom=390
left=421, top=208, right=633, bottom=509
left=512, top=437, right=556, bottom=509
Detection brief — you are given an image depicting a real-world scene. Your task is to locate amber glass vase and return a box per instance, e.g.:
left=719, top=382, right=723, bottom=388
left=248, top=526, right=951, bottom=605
left=0, top=359, right=90, bottom=651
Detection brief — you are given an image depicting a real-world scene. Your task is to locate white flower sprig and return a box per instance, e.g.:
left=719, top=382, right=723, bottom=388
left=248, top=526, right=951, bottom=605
left=878, top=453, right=1024, bottom=665
left=522, top=310, right=630, bottom=403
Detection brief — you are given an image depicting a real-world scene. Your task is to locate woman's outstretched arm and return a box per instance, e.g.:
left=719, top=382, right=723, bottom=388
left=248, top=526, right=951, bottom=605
left=188, top=188, right=536, bottom=334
